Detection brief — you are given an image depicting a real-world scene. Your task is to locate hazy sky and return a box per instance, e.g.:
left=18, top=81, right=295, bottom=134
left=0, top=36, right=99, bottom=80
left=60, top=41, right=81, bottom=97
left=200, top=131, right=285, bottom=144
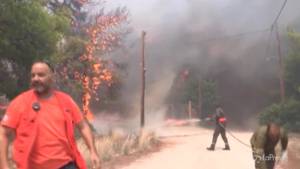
left=101, top=0, right=300, bottom=120
left=106, top=0, right=300, bottom=65
left=105, top=0, right=300, bottom=81
left=107, top=0, right=300, bottom=34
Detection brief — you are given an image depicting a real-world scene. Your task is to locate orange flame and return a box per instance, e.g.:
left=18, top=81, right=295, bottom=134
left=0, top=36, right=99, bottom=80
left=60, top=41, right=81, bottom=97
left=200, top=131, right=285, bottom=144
left=82, top=75, right=94, bottom=120
left=78, top=7, right=127, bottom=121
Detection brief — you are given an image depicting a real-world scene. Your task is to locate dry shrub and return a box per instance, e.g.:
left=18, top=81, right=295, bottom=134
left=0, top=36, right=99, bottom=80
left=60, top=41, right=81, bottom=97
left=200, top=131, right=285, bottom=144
left=121, top=134, right=137, bottom=155
left=77, top=129, right=159, bottom=167
left=138, top=130, right=157, bottom=151
left=110, top=129, right=126, bottom=155
left=97, top=137, right=114, bottom=161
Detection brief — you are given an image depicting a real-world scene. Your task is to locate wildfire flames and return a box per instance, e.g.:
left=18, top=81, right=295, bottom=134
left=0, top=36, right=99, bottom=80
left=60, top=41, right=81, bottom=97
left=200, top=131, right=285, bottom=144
left=82, top=75, right=93, bottom=120
left=77, top=2, right=127, bottom=121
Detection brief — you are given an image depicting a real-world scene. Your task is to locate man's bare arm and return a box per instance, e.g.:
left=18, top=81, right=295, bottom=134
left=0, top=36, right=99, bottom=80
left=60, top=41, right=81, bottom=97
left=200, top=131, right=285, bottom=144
left=77, top=120, right=100, bottom=169
left=0, top=126, right=14, bottom=169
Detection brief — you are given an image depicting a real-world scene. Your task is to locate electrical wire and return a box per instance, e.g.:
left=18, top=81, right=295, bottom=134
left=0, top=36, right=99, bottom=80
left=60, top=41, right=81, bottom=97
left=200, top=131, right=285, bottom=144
left=271, top=0, right=288, bottom=27
left=197, top=0, right=288, bottom=44
left=198, top=28, right=271, bottom=43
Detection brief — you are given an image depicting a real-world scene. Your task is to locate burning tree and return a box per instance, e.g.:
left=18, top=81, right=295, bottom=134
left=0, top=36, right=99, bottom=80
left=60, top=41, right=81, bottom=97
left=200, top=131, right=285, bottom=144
left=51, top=0, right=129, bottom=120
left=80, top=7, right=128, bottom=120
left=166, top=64, right=219, bottom=119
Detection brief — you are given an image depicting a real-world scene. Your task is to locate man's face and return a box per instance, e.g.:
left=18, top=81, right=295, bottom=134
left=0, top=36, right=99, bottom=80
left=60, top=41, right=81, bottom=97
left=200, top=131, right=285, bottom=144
left=30, top=62, right=53, bottom=95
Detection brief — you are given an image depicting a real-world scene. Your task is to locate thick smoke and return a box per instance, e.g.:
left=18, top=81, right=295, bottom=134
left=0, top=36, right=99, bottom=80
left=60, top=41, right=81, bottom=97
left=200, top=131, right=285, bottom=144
left=103, top=0, right=300, bottom=129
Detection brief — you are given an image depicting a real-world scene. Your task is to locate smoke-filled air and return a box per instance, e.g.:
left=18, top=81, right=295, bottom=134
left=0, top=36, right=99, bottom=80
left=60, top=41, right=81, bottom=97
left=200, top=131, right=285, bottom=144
left=2, top=1, right=300, bottom=169
left=100, top=0, right=300, bottom=129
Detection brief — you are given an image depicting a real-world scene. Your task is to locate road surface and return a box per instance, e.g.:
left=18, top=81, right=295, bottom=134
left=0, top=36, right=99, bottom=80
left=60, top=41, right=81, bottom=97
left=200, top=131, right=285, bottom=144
left=121, top=126, right=254, bottom=169
left=120, top=126, right=299, bottom=169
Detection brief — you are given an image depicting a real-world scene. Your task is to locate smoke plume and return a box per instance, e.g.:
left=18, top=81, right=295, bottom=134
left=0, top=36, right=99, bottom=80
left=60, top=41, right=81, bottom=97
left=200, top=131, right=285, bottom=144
left=104, top=0, right=300, bottom=128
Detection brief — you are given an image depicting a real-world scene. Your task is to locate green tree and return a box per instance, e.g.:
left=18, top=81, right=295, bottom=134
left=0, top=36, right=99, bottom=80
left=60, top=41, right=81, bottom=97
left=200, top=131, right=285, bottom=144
left=259, top=99, right=300, bottom=132
left=166, top=65, right=219, bottom=118
left=0, top=0, right=69, bottom=97
left=201, top=80, right=219, bottom=116
left=285, top=29, right=300, bottom=99
left=259, top=29, right=300, bottom=132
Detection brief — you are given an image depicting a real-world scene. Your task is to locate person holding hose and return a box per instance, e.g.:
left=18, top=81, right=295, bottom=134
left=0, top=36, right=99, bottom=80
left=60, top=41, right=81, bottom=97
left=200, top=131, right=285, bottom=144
left=206, top=105, right=230, bottom=151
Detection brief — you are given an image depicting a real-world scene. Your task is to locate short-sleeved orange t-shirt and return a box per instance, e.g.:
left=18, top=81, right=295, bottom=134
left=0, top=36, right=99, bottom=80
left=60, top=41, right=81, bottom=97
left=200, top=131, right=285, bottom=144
left=2, top=92, right=84, bottom=169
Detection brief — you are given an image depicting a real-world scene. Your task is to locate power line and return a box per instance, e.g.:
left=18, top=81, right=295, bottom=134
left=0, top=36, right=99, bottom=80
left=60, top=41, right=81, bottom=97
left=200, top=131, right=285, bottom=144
left=267, top=0, right=288, bottom=102
left=198, top=28, right=270, bottom=43
left=265, top=0, right=288, bottom=60
left=271, top=0, right=288, bottom=28
left=200, top=0, right=288, bottom=44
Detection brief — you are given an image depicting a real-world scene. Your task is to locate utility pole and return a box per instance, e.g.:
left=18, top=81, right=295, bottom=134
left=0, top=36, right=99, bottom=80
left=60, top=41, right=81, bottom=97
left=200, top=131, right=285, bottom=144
left=270, top=0, right=287, bottom=103
left=188, top=100, right=192, bottom=120
left=275, top=23, right=285, bottom=102
left=140, top=31, right=146, bottom=128
left=198, top=78, right=202, bottom=119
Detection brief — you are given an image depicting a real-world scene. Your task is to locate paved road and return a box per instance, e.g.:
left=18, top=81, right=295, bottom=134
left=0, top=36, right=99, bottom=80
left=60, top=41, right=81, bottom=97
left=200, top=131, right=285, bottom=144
left=120, top=126, right=300, bottom=169
left=121, top=126, right=255, bottom=169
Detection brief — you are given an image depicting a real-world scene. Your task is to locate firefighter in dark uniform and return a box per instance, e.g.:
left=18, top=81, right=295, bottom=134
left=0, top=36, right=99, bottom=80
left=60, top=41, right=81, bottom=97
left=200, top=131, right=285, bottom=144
left=250, top=122, right=288, bottom=169
left=207, top=105, right=230, bottom=151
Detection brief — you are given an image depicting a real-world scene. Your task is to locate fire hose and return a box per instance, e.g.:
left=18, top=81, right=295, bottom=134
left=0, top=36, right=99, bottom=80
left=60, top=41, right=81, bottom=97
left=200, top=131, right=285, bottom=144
left=213, top=119, right=287, bottom=166
left=159, top=118, right=287, bottom=167
left=159, top=118, right=252, bottom=149
left=218, top=123, right=251, bottom=148
left=200, top=117, right=252, bottom=149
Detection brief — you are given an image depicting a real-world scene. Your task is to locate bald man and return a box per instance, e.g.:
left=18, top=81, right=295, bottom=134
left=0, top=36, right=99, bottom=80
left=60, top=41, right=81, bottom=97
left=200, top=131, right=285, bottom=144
left=0, top=61, right=100, bottom=169
left=250, top=122, right=288, bottom=169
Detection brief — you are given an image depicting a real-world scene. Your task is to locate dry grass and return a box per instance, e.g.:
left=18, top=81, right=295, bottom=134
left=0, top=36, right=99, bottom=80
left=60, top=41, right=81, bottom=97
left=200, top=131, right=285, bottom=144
left=77, top=129, right=160, bottom=168
left=137, top=130, right=158, bottom=151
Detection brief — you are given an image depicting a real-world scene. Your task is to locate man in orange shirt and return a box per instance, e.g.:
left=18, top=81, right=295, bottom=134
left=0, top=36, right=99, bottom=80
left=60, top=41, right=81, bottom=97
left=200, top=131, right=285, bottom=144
left=0, top=61, right=100, bottom=169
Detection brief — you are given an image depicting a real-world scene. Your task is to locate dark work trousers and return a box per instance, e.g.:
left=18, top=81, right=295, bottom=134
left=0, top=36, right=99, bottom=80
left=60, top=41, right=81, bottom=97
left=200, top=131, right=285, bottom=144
left=265, top=150, right=276, bottom=169
left=212, top=125, right=228, bottom=144
left=59, top=161, right=77, bottom=169
left=265, top=159, right=275, bottom=169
